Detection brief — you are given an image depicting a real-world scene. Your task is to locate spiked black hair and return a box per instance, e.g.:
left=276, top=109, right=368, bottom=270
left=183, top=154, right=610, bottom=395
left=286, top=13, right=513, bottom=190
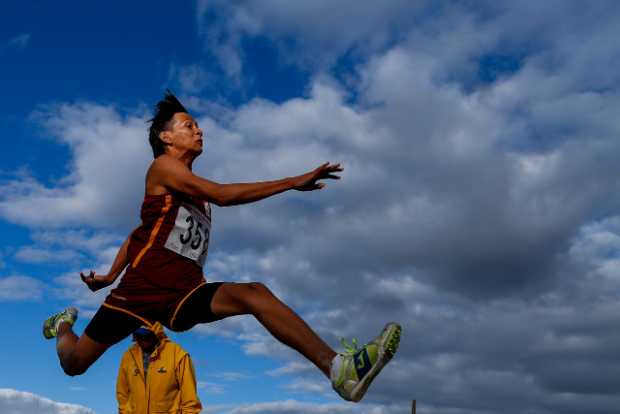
left=148, top=90, right=189, bottom=158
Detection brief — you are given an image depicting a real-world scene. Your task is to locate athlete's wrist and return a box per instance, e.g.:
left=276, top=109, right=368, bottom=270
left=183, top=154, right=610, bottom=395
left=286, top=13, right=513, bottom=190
left=286, top=176, right=298, bottom=190
left=101, top=273, right=116, bottom=283
left=289, top=174, right=308, bottom=190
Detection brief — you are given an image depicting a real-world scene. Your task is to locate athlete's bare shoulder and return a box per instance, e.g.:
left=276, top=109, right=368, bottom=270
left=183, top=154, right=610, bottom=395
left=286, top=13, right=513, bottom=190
left=146, top=155, right=179, bottom=195
left=146, top=155, right=195, bottom=195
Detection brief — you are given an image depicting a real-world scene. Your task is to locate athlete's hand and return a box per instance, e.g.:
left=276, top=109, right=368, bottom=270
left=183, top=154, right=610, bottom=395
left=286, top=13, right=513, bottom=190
left=293, top=162, right=343, bottom=191
left=80, top=271, right=114, bottom=292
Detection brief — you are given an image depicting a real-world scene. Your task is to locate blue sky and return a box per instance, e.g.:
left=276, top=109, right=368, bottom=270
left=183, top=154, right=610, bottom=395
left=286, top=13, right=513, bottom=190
left=2, top=1, right=620, bottom=414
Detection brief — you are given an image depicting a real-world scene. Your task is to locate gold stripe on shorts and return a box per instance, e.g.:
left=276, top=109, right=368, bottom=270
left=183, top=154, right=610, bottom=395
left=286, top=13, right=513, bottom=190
left=169, top=281, right=207, bottom=329
left=101, top=302, right=154, bottom=329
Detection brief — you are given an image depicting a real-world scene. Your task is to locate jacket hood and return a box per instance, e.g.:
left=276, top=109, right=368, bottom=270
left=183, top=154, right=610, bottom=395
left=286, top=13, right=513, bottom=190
left=131, top=322, right=169, bottom=360
left=150, top=322, right=167, bottom=341
left=150, top=322, right=169, bottom=359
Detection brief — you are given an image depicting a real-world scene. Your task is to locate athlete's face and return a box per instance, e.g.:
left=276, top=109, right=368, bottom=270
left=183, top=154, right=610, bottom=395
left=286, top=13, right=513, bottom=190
left=164, top=112, right=204, bottom=156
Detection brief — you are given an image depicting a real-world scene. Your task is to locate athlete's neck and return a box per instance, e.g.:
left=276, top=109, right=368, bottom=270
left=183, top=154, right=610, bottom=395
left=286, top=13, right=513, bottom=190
left=167, top=149, right=196, bottom=170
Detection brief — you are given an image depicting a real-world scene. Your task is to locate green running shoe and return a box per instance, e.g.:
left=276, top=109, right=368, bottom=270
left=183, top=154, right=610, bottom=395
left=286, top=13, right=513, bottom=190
left=42, top=307, right=78, bottom=339
left=331, top=322, right=402, bottom=402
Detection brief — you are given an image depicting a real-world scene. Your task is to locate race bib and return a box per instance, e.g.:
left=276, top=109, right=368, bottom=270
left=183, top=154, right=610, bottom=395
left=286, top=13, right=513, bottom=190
left=164, top=202, right=211, bottom=267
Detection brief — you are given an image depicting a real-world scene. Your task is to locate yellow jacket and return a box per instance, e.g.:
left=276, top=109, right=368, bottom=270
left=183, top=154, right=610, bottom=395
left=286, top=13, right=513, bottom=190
left=116, top=323, right=202, bottom=414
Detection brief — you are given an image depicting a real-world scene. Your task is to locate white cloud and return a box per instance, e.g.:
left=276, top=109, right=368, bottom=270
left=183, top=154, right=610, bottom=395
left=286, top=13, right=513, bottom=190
left=14, top=230, right=121, bottom=266
left=197, top=381, right=225, bottom=395
left=169, top=63, right=213, bottom=94
left=284, top=379, right=331, bottom=395
left=0, top=389, right=95, bottom=414
left=211, top=371, right=252, bottom=381
left=52, top=270, right=117, bottom=314
left=31, top=231, right=129, bottom=315
left=14, top=246, right=81, bottom=264
left=202, top=399, right=406, bottom=414
left=267, top=361, right=314, bottom=377
left=7, top=33, right=31, bottom=49
left=3, top=54, right=619, bottom=411
left=2, top=2, right=620, bottom=413
left=568, top=216, right=620, bottom=281
left=33, top=230, right=121, bottom=255
left=5, top=230, right=126, bottom=314
left=196, top=1, right=423, bottom=77
left=0, top=104, right=150, bottom=229
left=0, top=276, right=44, bottom=301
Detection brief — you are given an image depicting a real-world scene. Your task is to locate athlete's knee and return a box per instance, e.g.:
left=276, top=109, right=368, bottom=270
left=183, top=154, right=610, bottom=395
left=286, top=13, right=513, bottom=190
left=225, top=282, right=272, bottom=312
left=247, top=282, right=271, bottom=296
left=60, top=353, right=89, bottom=376
left=244, top=282, right=278, bottom=311
left=219, top=282, right=275, bottom=314
left=227, top=282, right=271, bottom=299
left=64, top=365, right=87, bottom=377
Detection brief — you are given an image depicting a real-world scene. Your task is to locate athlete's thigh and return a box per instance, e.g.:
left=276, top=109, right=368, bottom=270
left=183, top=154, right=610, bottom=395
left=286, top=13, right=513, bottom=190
left=210, top=281, right=270, bottom=318
left=70, top=333, right=111, bottom=370
left=84, top=304, right=142, bottom=345
left=70, top=305, right=141, bottom=371
left=170, top=282, right=225, bottom=331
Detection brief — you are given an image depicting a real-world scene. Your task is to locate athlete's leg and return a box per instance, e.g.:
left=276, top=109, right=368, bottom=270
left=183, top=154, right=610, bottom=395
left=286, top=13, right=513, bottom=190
left=55, top=323, right=110, bottom=376
left=44, top=305, right=140, bottom=376
left=210, top=282, right=336, bottom=377
left=188, top=281, right=401, bottom=402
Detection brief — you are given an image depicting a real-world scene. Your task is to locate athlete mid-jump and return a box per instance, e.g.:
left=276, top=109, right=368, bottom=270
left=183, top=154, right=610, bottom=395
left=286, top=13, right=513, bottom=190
left=43, top=91, right=401, bottom=402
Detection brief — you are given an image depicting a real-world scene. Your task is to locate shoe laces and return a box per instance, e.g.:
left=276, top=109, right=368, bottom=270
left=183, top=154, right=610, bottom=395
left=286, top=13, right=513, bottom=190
left=340, top=337, right=361, bottom=356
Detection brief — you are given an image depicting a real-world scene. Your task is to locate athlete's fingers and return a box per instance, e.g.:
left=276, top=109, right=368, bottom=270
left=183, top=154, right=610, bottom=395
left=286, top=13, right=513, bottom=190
left=80, top=271, right=98, bottom=292
left=316, top=172, right=340, bottom=181
left=314, top=162, right=329, bottom=174
left=318, top=162, right=343, bottom=173
left=80, top=275, right=95, bottom=292
left=320, top=165, right=342, bottom=177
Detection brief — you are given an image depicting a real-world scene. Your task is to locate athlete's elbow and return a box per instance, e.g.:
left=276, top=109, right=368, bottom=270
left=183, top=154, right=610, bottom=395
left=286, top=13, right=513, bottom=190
left=205, top=193, right=226, bottom=207
left=194, top=183, right=232, bottom=206
left=212, top=196, right=236, bottom=207
left=209, top=188, right=237, bottom=207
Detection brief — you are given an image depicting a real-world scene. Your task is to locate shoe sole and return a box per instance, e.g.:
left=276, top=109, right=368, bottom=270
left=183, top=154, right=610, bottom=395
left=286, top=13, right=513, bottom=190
left=42, top=315, right=58, bottom=339
left=349, top=322, right=402, bottom=402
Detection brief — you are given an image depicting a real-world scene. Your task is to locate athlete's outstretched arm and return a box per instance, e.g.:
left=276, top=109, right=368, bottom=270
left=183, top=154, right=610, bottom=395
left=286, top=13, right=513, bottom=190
left=80, top=234, right=131, bottom=292
left=150, top=155, right=343, bottom=207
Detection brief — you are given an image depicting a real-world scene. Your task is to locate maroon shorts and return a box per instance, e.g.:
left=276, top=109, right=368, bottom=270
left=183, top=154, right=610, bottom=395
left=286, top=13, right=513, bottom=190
left=84, top=281, right=224, bottom=344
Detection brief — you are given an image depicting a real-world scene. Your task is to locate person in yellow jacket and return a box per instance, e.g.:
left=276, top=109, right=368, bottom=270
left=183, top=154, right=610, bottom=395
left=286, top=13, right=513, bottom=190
left=116, top=323, right=202, bottom=414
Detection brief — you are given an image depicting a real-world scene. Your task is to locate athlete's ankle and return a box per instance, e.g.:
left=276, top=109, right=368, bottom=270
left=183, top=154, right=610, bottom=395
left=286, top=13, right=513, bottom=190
left=56, top=321, right=72, bottom=336
left=330, top=353, right=344, bottom=382
left=315, top=350, right=337, bottom=378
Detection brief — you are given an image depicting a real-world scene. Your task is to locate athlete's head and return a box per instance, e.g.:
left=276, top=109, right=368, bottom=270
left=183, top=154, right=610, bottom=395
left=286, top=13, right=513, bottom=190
left=148, top=90, right=203, bottom=158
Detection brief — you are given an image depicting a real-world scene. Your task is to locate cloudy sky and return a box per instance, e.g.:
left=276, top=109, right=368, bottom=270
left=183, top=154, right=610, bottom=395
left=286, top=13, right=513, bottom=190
left=1, top=1, right=620, bottom=413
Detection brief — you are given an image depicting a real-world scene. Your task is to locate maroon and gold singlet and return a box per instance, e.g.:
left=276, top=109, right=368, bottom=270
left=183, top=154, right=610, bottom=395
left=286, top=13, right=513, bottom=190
left=102, top=192, right=212, bottom=328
